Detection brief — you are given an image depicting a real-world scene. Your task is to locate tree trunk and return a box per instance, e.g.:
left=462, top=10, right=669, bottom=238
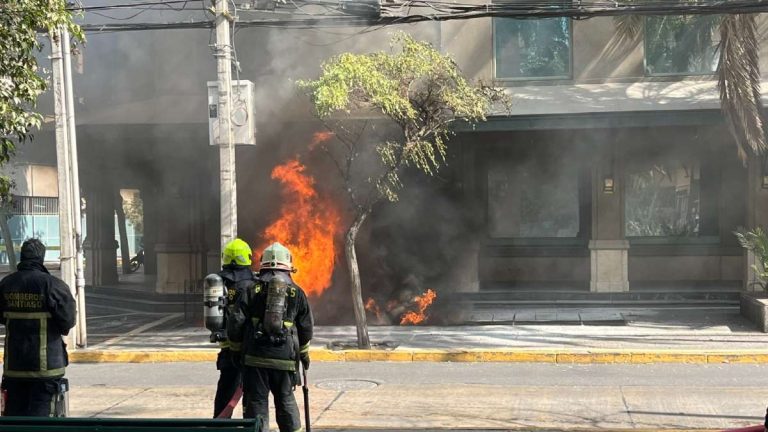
left=345, top=210, right=371, bottom=349
left=0, top=210, right=16, bottom=269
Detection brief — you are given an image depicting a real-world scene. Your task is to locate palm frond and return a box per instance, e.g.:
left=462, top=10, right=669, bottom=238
left=735, top=226, right=768, bottom=284
left=613, top=15, right=643, bottom=42
left=718, top=14, right=766, bottom=162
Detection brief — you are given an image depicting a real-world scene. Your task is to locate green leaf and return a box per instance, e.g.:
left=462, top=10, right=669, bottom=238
left=1, top=0, right=82, bottom=172
left=298, top=32, right=508, bottom=202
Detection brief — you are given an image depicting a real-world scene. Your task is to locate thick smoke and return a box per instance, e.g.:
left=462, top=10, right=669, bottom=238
left=30, top=4, right=470, bottom=320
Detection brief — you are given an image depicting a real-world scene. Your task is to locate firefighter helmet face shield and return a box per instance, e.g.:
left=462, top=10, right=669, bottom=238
left=222, top=238, right=253, bottom=266
left=259, top=242, right=294, bottom=271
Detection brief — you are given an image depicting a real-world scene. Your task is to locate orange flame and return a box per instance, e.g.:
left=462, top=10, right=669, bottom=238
left=309, top=131, right=334, bottom=151
left=364, top=298, right=383, bottom=321
left=400, top=289, right=437, bottom=325
left=259, top=159, right=341, bottom=297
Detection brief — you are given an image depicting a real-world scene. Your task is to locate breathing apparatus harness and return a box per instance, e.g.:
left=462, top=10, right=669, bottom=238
left=254, top=271, right=297, bottom=347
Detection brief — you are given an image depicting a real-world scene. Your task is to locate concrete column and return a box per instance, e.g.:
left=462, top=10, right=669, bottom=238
left=744, top=155, right=768, bottom=291
left=154, top=182, right=207, bottom=294
left=589, top=142, right=629, bottom=292
left=589, top=240, right=629, bottom=292
left=459, top=136, right=480, bottom=293
left=155, top=243, right=205, bottom=294
left=142, top=187, right=158, bottom=276
left=83, top=181, right=118, bottom=286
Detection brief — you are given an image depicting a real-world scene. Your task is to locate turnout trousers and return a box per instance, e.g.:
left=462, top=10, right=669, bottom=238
left=213, top=349, right=242, bottom=418
left=1, top=377, right=61, bottom=417
left=242, top=366, right=301, bottom=432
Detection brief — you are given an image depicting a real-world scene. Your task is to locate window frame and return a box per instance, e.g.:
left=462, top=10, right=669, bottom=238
left=622, top=155, right=722, bottom=240
left=642, top=15, right=719, bottom=77
left=482, top=142, right=588, bottom=241
left=492, top=16, right=575, bottom=82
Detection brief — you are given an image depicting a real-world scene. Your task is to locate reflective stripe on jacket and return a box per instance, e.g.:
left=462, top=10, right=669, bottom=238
left=227, top=270, right=314, bottom=371
left=0, top=260, right=76, bottom=378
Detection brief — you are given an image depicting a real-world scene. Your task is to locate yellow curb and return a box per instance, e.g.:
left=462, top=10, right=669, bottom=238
left=480, top=351, right=557, bottom=363
left=370, top=350, right=413, bottom=361
left=630, top=352, right=708, bottom=364
left=344, top=350, right=373, bottom=361
left=70, top=350, right=217, bottom=363
left=13, top=348, right=768, bottom=363
left=411, top=350, right=482, bottom=362
left=557, top=352, right=633, bottom=364
left=309, top=349, right=345, bottom=362
left=708, top=353, right=768, bottom=363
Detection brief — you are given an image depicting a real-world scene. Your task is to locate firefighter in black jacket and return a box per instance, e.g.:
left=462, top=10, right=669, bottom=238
left=228, top=242, right=313, bottom=432
left=0, top=238, right=76, bottom=416
left=213, top=238, right=258, bottom=418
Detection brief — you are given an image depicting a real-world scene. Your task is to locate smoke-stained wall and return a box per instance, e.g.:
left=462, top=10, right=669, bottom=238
left=13, top=6, right=768, bottom=318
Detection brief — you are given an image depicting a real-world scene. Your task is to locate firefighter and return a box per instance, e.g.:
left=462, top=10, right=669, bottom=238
left=0, top=238, right=76, bottom=416
left=213, top=238, right=258, bottom=418
left=227, top=242, right=313, bottom=432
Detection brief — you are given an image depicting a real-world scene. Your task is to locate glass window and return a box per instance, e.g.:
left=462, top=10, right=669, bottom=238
left=487, top=146, right=580, bottom=238
left=494, top=17, right=572, bottom=79
left=645, top=15, right=720, bottom=75
left=625, top=160, right=701, bottom=237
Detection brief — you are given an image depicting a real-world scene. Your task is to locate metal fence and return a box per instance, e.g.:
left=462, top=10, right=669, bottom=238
left=10, top=196, right=59, bottom=215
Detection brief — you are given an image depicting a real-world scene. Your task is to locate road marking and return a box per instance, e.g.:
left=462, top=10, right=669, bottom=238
left=94, top=313, right=184, bottom=348
left=89, top=312, right=154, bottom=320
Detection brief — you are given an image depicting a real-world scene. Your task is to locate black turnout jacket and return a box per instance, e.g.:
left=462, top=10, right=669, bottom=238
left=0, top=260, right=76, bottom=379
left=227, top=270, right=313, bottom=371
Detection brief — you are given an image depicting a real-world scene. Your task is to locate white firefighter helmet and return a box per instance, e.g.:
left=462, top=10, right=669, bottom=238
left=259, top=242, right=294, bottom=272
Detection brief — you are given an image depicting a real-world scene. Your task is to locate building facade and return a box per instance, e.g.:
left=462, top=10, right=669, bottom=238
left=9, top=8, right=768, bottom=300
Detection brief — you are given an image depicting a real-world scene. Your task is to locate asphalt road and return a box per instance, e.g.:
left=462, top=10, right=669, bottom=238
left=67, top=361, right=768, bottom=387
left=66, top=362, right=768, bottom=429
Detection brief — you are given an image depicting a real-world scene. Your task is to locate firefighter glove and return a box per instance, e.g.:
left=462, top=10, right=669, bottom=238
left=300, top=352, right=310, bottom=370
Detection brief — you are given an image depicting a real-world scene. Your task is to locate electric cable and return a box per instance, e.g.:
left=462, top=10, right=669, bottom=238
left=75, top=0, right=768, bottom=32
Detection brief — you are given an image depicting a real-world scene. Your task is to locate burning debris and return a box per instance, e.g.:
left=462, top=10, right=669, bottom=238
left=258, top=158, right=342, bottom=297
left=309, top=131, right=334, bottom=150
left=365, top=288, right=437, bottom=326
left=400, top=289, right=437, bottom=325
left=364, top=297, right=382, bottom=321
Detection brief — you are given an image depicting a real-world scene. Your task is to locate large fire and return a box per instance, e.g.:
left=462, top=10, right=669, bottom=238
left=258, top=158, right=341, bottom=297
left=365, top=289, right=437, bottom=326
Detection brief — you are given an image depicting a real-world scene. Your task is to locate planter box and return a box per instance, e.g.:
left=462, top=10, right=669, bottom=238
left=740, top=292, right=768, bottom=332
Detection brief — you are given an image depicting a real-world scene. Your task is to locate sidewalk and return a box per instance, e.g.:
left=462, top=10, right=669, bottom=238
left=61, top=306, right=768, bottom=364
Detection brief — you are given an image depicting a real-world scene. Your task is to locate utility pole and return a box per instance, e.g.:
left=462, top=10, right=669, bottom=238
left=51, top=28, right=77, bottom=348
left=215, top=0, right=237, bottom=248
left=51, top=27, right=87, bottom=348
left=62, top=29, right=87, bottom=348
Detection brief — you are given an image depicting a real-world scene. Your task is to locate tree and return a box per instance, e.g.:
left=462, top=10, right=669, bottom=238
left=615, top=13, right=765, bottom=161
left=299, top=33, right=505, bottom=348
left=735, top=227, right=768, bottom=290
left=123, top=193, right=144, bottom=235
left=1, top=0, right=81, bottom=263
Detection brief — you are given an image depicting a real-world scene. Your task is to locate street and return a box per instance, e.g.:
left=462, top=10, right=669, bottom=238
left=66, top=362, right=768, bottom=430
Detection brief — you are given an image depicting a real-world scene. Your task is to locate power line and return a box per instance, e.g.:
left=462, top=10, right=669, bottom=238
left=66, top=0, right=193, bottom=11
left=77, top=0, right=768, bottom=32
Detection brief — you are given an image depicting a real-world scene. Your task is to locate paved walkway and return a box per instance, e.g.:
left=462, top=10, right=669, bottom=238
left=52, top=306, right=768, bottom=364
